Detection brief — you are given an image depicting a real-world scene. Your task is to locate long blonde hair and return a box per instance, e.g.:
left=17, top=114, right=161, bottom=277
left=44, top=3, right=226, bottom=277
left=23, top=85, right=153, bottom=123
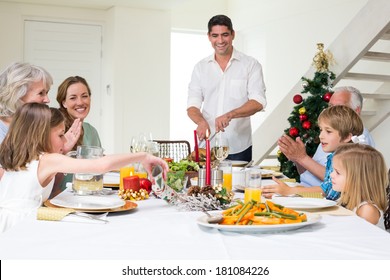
left=333, top=144, right=388, bottom=211
left=0, top=103, right=52, bottom=170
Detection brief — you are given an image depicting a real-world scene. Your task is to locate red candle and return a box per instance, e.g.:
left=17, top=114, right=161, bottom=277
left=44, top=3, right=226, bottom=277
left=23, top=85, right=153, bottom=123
left=194, top=130, right=199, bottom=162
left=205, top=130, right=211, bottom=186
left=123, top=176, right=140, bottom=191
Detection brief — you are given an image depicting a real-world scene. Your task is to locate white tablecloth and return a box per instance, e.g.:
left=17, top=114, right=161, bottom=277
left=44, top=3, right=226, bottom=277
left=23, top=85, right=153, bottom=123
left=1, top=193, right=390, bottom=260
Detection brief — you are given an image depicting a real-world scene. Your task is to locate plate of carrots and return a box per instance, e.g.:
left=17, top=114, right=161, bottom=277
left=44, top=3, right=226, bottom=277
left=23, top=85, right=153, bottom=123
left=197, top=200, right=321, bottom=233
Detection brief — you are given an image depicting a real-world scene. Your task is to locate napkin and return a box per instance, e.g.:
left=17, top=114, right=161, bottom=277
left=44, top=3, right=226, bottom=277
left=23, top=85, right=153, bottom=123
left=299, top=192, right=323, bottom=199
left=279, top=178, right=296, bottom=183
left=37, top=207, right=75, bottom=221
left=37, top=207, right=108, bottom=223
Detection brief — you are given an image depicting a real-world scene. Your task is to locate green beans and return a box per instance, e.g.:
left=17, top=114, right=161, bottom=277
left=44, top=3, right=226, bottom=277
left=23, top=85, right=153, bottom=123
left=254, top=211, right=297, bottom=220
left=235, top=202, right=253, bottom=225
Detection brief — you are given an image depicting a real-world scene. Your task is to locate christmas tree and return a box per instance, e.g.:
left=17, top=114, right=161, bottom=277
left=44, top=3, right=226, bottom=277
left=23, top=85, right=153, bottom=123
left=278, top=43, right=336, bottom=181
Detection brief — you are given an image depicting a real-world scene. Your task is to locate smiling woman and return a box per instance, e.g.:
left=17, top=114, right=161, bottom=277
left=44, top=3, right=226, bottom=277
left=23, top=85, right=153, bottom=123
left=56, top=76, right=101, bottom=150
left=54, top=76, right=102, bottom=193
left=0, top=62, right=52, bottom=143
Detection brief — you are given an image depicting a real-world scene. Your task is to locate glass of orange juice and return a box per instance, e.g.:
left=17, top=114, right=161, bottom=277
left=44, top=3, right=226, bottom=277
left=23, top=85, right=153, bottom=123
left=134, top=165, right=148, bottom=179
left=244, top=187, right=262, bottom=203
left=120, top=165, right=135, bottom=190
left=244, top=168, right=262, bottom=203
left=219, top=160, right=232, bottom=192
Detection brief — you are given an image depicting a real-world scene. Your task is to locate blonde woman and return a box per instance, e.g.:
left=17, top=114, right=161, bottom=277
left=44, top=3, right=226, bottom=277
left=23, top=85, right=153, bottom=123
left=331, top=144, right=388, bottom=229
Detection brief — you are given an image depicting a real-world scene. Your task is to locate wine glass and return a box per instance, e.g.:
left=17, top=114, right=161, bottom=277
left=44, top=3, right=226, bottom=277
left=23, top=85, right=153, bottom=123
left=130, top=134, right=149, bottom=153
left=213, top=135, right=230, bottom=162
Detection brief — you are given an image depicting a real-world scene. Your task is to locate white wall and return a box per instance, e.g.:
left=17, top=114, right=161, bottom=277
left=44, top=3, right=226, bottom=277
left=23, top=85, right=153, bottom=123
left=109, top=7, right=171, bottom=153
left=0, top=2, right=172, bottom=154
left=228, top=0, right=368, bottom=129
left=2, top=0, right=387, bottom=165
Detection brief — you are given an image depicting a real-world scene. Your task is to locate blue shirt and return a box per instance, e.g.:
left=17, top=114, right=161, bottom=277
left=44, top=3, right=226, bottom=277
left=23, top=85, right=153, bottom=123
left=299, top=127, right=375, bottom=187
left=320, top=153, right=340, bottom=200
left=0, top=120, right=9, bottom=144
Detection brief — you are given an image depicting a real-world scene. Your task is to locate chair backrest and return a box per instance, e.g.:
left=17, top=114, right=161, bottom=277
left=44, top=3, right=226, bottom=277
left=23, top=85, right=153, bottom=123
left=153, top=140, right=191, bottom=162
left=384, top=168, right=390, bottom=231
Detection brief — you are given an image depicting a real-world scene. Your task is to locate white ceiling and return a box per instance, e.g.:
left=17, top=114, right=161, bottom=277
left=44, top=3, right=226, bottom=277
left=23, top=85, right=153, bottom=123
left=0, top=0, right=190, bottom=10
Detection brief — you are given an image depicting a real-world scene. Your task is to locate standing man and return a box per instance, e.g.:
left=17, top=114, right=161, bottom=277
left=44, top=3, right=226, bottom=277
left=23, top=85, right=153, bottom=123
left=187, top=15, right=267, bottom=162
left=278, top=86, right=375, bottom=186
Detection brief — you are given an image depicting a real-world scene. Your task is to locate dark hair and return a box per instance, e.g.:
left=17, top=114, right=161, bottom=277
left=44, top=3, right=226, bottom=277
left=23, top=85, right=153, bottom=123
left=50, top=107, right=65, bottom=129
left=208, top=15, right=234, bottom=33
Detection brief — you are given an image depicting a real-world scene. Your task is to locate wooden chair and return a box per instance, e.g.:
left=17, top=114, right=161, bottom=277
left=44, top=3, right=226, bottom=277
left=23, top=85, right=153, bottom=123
left=153, top=140, right=191, bottom=162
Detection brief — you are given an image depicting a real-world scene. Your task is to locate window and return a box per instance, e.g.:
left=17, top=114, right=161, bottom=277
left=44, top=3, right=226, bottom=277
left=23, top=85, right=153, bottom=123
left=170, top=31, right=211, bottom=149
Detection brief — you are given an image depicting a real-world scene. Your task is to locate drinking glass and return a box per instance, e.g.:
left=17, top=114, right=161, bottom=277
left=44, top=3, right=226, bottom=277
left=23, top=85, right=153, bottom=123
left=68, top=145, right=104, bottom=195
left=213, top=135, right=229, bottom=162
left=219, top=160, right=232, bottom=192
left=130, top=133, right=152, bottom=153
left=244, top=168, right=262, bottom=203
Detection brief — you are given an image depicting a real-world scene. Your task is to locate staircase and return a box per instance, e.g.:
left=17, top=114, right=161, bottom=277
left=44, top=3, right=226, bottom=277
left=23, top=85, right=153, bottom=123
left=253, top=0, right=390, bottom=166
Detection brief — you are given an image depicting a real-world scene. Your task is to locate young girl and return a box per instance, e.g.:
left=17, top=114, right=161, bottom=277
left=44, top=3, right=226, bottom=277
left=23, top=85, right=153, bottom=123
left=262, top=105, right=364, bottom=199
left=331, top=143, right=388, bottom=229
left=0, top=103, right=168, bottom=232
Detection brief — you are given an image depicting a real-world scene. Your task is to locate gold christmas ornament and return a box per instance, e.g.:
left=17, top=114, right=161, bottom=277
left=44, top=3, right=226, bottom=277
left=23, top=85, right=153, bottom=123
left=298, top=107, right=306, bottom=115
left=312, top=43, right=334, bottom=72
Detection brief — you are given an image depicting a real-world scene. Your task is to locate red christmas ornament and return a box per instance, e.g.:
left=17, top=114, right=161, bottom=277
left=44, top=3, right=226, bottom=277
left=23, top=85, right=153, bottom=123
left=293, top=94, right=303, bottom=104
left=299, top=114, right=308, bottom=122
left=289, top=127, right=299, bottom=137
left=322, top=92, right=332, bottom=102
left=302, top=120, right=311, bottom=130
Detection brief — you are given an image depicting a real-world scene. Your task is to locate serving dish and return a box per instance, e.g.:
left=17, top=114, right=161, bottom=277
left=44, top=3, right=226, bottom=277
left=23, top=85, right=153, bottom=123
left=197, top=211, right=321, bottom=233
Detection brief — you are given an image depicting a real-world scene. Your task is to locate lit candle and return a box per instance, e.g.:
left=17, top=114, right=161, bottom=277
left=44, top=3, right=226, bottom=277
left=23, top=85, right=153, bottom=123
left=205, top=129, right=211, bottom=186
left=194, top=130, right=199, bottom=162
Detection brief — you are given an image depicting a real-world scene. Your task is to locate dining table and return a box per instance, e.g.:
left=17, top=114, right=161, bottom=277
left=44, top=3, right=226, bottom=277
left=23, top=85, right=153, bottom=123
left=1, top=182, right=390, bottom=261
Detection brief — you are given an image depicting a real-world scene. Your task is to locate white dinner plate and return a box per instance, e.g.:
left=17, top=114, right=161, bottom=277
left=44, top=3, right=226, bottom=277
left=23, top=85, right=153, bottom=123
left=197, top=211, right=321, bottom=233
left=234, top=181, right=298, bottom=192
left=103, top=172, right=120, bottom=185
left=260, top=169, right=284, bottom=178
left=271, top=197, right=337, bottom=210
left=50, top=194, right=125, bottom=210
left=231, top=160, right=248, bottom=167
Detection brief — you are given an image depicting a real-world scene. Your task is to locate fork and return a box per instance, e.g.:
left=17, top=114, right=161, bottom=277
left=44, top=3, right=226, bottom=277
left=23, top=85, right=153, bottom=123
left=71, top=212, right=109, bottom=223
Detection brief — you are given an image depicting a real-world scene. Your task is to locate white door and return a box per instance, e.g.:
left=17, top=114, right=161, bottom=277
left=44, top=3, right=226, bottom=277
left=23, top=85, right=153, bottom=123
left=24, top=20, right=102, bottom=133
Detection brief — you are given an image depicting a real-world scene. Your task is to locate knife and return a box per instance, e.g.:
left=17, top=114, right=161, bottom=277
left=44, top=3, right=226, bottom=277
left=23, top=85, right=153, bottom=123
left=198, top=132, right=217, bottom=148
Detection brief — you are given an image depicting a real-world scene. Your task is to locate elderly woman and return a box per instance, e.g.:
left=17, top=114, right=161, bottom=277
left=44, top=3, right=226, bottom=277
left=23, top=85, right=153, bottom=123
left=0, top=62, right=51, bottom=142
left=0, top=62, right=81, bottom=150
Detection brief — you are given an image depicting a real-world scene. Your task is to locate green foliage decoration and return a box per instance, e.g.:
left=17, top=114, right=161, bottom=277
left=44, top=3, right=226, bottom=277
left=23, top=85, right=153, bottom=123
left=278, top=71, right=336, bottom=181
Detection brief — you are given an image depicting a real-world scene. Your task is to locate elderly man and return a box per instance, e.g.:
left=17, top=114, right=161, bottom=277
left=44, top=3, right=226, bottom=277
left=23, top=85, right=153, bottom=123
left=278, top=86, right=375, bottom=186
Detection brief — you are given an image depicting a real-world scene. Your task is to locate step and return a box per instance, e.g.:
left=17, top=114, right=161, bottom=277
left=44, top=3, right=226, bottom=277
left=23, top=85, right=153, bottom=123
left=361, top=93, right=390, bottom=99
left=361, top=110, right=376, bottom=116
left=362, top=51, right=390, bottom=62
left=344, top=72, right=390, bottom=82
left=382, top=29, right=390, bottom=40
